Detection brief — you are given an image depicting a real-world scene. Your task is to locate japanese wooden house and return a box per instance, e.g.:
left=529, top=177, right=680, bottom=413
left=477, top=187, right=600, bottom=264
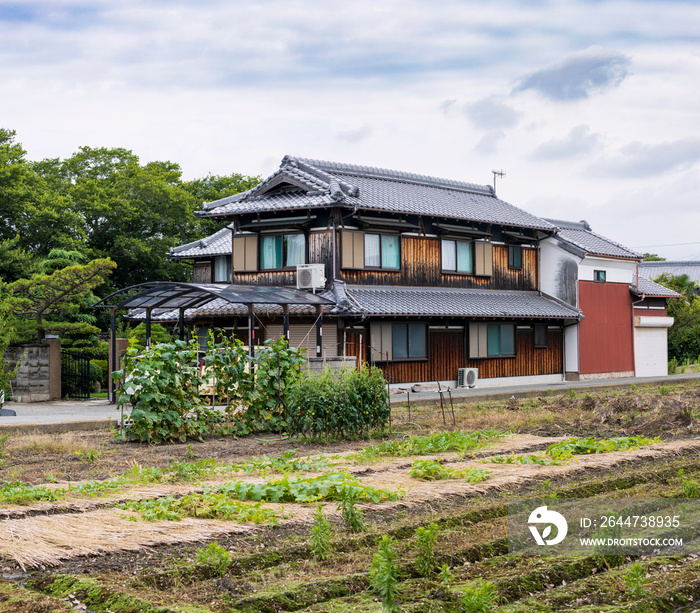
left=161, top=156, right=677, bottom=387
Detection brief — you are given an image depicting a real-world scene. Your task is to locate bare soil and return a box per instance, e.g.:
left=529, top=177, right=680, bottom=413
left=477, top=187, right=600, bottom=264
left=1, top=380, right=700, bottom=612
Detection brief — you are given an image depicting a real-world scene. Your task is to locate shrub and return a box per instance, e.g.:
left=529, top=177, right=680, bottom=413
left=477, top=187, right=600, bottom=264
left=415, top=523, right=439, bottom=576
left=309, top=503, right=333, bottom=561
left=371, top=535, right=400, bottom=612
left=287, top=364, right=390, bottom=439
left=195, top=542, right=231, bottom=577
left=114, top=339, right=219, bottom=443
left=92, top=359, right=109, bottom=387
left=89, top=361, right=103, bottom=385
left=460, top=581, right=500, bottom=612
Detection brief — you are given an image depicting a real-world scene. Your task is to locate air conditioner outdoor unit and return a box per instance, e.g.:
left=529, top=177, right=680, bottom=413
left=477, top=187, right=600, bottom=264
left=296, top=264, right=326, bottom=291
left=457, top=367, right=478, bottom=388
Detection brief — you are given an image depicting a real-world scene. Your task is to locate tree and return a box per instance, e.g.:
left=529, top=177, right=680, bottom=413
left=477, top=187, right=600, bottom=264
left=9, top=258, right=116, bottom=341
left=655, top=273, right=700, bottom=362
left=643, top=253, right=666, bottom=261
left=0, top=282, right=20, bottom=407
left=0, top=237, right=37, bottom=283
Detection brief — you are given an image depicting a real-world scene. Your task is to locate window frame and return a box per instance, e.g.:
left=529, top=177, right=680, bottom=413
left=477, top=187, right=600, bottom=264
left=508, top=245, right=523, bottom=270
left=363, top=232, right=401, bottom=270
left=370, top=321, right=428, bottom=362
left=594, top=270, right=606, bottom=283
left=441, top=238, right=475, bottom=275
left=534, top=324, right=549, bottom=349
left=469, top=322, right=516, bottom=358
left=212, top=255, right=231, bottom=284
left=259, top=232, right=307, bottom=271
left=392, top=322, right=428, bottom=361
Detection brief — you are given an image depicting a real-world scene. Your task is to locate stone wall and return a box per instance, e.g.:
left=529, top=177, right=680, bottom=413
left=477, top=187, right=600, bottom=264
left=4, top=342, right=59, bottom=402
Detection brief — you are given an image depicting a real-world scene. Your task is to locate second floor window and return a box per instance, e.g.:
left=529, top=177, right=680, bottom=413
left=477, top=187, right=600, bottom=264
left=441, top=239, right=474, bottom=274
left=260, top=233, right=306, bottom=270
left=364, top=233, right=400, bottom=269
left=213, top=255, right=231, bottom=283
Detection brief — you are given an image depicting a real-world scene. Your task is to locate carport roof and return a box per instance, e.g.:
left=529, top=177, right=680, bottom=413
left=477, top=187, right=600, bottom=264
left=93, top=282, right=334, bottom=311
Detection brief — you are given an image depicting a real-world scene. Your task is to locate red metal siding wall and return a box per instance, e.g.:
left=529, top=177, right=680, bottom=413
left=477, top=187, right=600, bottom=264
left=579, top=281, right=634, bottom=374
left=633, top=308, right=668, bottom=317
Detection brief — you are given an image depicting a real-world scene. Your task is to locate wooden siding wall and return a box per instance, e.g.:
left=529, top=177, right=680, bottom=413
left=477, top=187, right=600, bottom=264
left=339, top=237, right=538, bottom=290
left=193, top=262, right=212, bottom=284
left=227, top=232, right=538, bottom=291
left=231, top=230, right=333, bottom=286
left=345, top=327, right=562, bottom=384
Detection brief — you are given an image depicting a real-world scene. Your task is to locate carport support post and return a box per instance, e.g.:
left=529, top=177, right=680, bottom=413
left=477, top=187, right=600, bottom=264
left=110, top=307, right=117, bottom=404
left=248, top=304, right=255, bottom=359
left=315, top=305, right=323, bottom=357
left=145, top=308, right=152, bottom=348
left=178, top=308, right=185, bottom=341
left=283, top=304, right=290, bottom=343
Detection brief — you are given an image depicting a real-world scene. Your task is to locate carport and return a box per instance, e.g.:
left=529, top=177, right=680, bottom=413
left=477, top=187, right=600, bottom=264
left=94, top=282, right=334, bottom=402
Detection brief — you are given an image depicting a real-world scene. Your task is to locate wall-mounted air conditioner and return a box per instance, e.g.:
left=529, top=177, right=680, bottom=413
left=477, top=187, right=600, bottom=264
left=457, top=367, right=478, bottom=388
left=296, top=264, right=326, bottom=291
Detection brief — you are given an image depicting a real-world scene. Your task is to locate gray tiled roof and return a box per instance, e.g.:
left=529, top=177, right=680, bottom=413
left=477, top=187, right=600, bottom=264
left=545, top=219, right=641, bottom=260
left=639, top=261, right=700, bottom=284
left=337, top=285, right=581, bottom=319
left=631, top=275, right=681, bottom=298
left=199, top=156, right=555, bottom=231
left=131, top=283, right=581, bottom=322
left=169, top=225, right=233, bottom=259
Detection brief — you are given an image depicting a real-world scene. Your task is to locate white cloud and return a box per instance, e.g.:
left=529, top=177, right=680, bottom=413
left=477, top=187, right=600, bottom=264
left=464, top=96, right=520, bottom=131
left=532, top=125, right=601, bottom=160
left=588, top=138, right=700, bottom=178
left=513, top=48, right=631, bottom=101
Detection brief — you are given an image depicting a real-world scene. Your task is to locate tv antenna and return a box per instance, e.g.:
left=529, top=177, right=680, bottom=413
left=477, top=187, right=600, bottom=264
left=491, top=170, right=506, bottom=193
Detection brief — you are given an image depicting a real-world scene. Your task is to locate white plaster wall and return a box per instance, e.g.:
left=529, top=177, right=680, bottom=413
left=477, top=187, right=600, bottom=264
left=539, top=239, right=580, bottom=306
left=579, top=257, right=637, bottom=284
left=565, top=324, right=579, bottom=373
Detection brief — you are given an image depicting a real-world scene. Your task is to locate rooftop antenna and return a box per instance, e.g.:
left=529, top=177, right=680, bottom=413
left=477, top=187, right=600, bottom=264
left=492, top=170, right=506, bottom=194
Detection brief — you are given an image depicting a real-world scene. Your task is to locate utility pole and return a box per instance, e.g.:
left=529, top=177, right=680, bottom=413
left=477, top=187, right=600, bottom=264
left=492, top=170, right=506, bottom=194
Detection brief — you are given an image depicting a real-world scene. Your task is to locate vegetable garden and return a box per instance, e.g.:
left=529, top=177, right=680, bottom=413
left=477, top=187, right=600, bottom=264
left=1, top=380, right=700, bottom=611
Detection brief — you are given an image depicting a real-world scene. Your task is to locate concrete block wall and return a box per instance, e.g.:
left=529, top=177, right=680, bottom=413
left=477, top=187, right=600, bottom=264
left=4, top=341, right=61, bottom=402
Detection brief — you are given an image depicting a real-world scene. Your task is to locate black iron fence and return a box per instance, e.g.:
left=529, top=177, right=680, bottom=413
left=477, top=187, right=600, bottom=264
left=61, top=351, right=91, bottom=400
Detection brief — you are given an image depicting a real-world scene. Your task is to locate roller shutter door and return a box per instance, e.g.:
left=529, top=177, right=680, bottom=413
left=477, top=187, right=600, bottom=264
left=265, top=323, right=338, bottom=357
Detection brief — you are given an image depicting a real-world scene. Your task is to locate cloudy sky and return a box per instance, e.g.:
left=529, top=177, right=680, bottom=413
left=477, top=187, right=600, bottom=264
left=2, top=0, right=700, bottom=259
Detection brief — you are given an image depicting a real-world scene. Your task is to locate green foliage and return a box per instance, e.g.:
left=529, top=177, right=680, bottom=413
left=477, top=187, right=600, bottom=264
left=415, top=522, right=439, bottom=576
left=438, top=563, right=455, bottom=589
left=677, top=469, right=700, bottom=498
left=669, top=358, right=678, bottom=374
left=0, top=481, right=64, bottom=505
left=642, top=253, right=666, bottom=261
left=624, top=561, right=648, bottom=598
left=204, top=334, right=307, bottom=436
left=114, top=339, right=220, bottom=443
left=309, top=503, right=333, bottom=561
left=287, top=364, right=390, bottom=439
left=338, top=486, right=365, bottom=533
left=655, top=273, right=700, bottom=363
left=213, top=471, right=401, bottom=504
left=482, top=453, right=562, bottom=466
left=0, top=285, right=21, bottom=406
left=546, top=436, right=658, bottom=460
left=408, top=459, right=492, bottom=482
left=459, top=581, right=500, bottom=612
left=127, top=323, right=173, bottom=349
left=121, top=494, right=278, bottom=524
left=659, top=385, right=669, bottom=396
left=370, top=535, right=400, bottom=613
left=195, top=542, right=231, bottom=577
left=9, top=257, right=116, bottom=340
left=354, top=429, right=505, bottom=461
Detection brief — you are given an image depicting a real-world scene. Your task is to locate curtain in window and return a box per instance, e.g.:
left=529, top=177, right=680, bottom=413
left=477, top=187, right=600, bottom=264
left=364, top=234, right=380, bottom=267
left=381, top=235, right=400, bottom=269
left=214, top=256, right=230, bottom=282
left=457, top=241, right=473, bottom=273
left=285, top=234, right=305, bottom=267
left=260, top=235, right=281, bottom=269
left=441, top=240, right=456, bottom=271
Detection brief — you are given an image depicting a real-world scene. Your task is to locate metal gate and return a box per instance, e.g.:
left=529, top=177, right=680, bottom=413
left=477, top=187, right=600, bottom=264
left=61, top=351, right=91, bottom=400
